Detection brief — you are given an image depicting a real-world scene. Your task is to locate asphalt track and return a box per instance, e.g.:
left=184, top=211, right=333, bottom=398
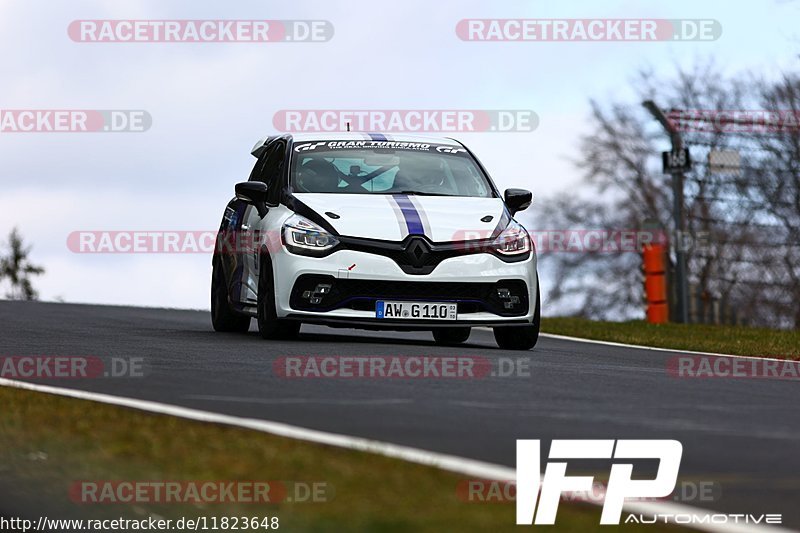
left=1, top=301, right=798, bottom=529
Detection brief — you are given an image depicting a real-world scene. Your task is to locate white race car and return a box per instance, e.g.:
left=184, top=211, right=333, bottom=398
left=211, top=133, right=540, bottom=350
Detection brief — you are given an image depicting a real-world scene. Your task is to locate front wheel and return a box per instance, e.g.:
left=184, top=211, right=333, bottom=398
left=257, top=256, right=300, bottom=340
left=432, top=327, right=471, bottom=345
left=211, top=257, right=251, bottom=333
left=493, top=278, right=540, bottom=350
left=493, top=323, right=539, bottom=350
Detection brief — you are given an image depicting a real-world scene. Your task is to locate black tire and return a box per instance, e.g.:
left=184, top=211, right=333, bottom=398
left=432, top=327, right=471, bottom=345
left=493, top=279, right=541, bottom=350
left=211, top=257, right=251, bottom=333
left=257, top=255, right=300, bottom=340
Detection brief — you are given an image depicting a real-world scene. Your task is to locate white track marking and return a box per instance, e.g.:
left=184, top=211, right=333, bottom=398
left=539, top=333, right=792, bottom=363
left=0, top=378, right=793, bottom=532
left=475, top=327, right=790, bottom=362
left=183, top=395, right=413, bottom=405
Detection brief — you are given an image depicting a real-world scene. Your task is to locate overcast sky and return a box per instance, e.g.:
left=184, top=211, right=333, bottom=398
left=0, top=0, right=797, bottom=309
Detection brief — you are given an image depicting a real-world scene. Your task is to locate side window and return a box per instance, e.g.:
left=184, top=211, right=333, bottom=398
left=248, top=141, right=286, bottom=205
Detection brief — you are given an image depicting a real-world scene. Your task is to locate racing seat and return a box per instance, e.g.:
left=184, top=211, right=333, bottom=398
left=392, top=171, right=446, bottom=193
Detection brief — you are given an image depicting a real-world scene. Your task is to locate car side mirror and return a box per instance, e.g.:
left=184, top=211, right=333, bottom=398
left=504, top=188, right=533, bottom=215
left=235, top=182, right=269, bottom=218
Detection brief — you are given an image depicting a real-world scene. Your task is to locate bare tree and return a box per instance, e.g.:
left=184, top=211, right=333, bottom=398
left=744, top=74, right=800, bottom=326
left=541, top=61, right=800, bottom=328
left=0, top=227, right=45, bottom=300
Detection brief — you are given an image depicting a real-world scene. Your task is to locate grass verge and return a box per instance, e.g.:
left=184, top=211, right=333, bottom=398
left=0, top=386, right=681, bottom=532
left=541, top=317, right=799, bottom=359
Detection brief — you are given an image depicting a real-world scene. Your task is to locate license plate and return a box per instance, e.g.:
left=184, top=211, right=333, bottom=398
left=376, top=301, right=458, bottom=320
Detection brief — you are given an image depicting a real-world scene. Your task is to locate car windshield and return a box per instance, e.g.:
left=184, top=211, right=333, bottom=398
left=290, top=140, right=494, bottom=197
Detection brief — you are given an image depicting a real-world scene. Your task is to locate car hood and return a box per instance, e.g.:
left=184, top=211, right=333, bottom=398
left=292, top=193, right=508, bottom=242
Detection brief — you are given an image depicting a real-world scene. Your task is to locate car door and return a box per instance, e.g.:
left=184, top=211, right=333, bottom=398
left=240, top=140, right=287, bottom=304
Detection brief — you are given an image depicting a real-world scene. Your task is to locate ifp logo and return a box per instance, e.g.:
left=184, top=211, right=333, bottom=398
left=516, top=439, right=682, bottom=525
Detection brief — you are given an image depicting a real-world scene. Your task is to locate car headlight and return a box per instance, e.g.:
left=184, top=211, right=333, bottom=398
left=282, top=214, right=339, bottom=256
left=491, top=220, right=531, bottom=256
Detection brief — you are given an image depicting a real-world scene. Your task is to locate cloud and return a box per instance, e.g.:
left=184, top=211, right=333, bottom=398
left=1, top=0, right=798, bottom=308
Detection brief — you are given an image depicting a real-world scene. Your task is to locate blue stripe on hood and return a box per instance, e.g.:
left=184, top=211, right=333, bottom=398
left=393, top=194, right=425, bottom=235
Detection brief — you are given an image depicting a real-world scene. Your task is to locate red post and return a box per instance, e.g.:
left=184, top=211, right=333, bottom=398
left=643, top=244, right=668, bottom=324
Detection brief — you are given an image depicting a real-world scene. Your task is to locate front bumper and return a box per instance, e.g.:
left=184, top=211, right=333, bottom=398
left=271, top=246, right=538, bottom=328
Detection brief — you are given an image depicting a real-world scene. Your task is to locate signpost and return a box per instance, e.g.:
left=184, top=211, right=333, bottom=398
left=662, top=148, right=691, bottom=174
left=643, top=100, right=690, bottom=324
left=708, top=149, right=741, bottom=175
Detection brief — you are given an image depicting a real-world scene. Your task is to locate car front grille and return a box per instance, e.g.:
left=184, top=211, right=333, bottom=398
left=337, top=235, right=477, bottom=275
left=289, top=275, right=529, bottom=317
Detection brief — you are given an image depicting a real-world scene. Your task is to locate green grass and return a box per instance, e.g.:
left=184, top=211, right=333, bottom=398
left=541, top=317, right=800, bottom=360
left=0, top=386, right=681, bottom=532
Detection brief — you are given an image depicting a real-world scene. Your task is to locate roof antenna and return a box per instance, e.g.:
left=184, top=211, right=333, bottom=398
left=346, top=121, right=351, bottom=132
